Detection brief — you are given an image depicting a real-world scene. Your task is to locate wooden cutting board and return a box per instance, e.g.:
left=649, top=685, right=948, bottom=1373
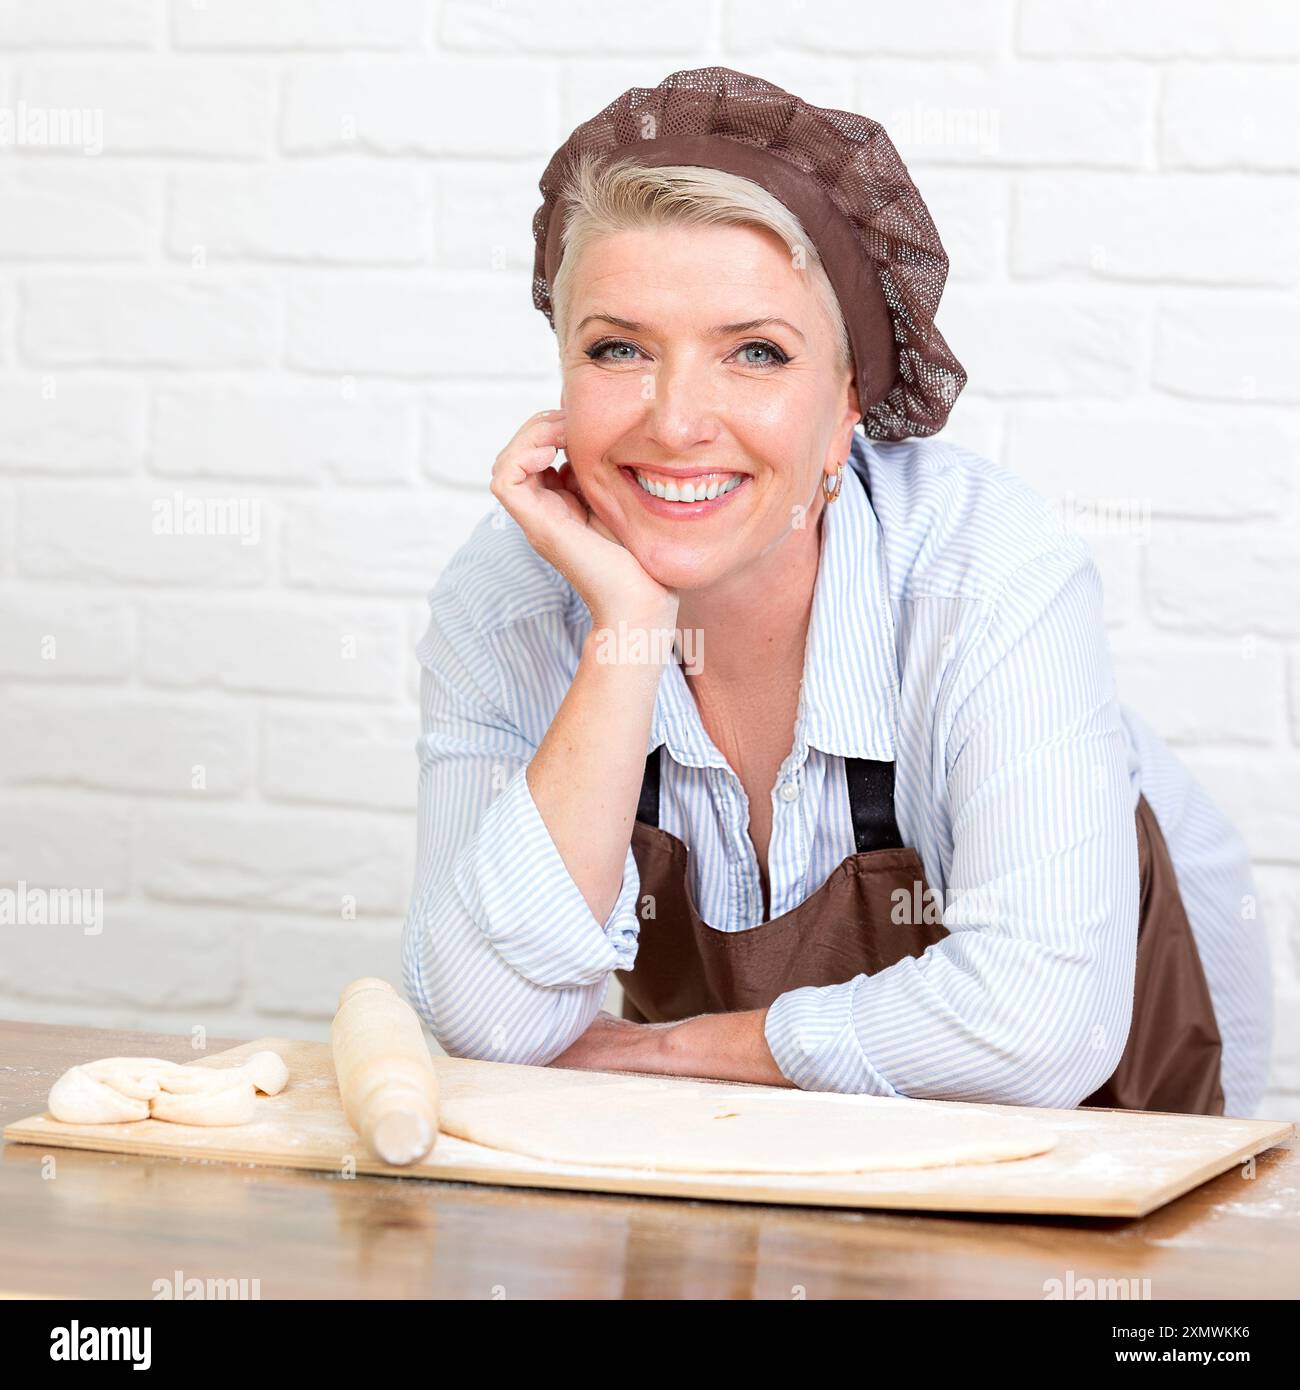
left=4, top=1037, right=1291, bottom=1218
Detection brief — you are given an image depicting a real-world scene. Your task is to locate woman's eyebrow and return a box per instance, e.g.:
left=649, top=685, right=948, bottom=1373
left=710, top=316, right=807, bottom=344
left=575, top=312, right=806, bottom=344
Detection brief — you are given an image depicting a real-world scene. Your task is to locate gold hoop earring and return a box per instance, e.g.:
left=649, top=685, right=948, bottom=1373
left=822, top=463, right=844, bottom=503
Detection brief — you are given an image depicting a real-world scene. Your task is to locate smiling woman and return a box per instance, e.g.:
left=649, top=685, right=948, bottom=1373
left=556, top=212, right=859, bottom=593
left=539, top=186, right=867, bottom=913
left=401, top=67, right=1272, bottom=1120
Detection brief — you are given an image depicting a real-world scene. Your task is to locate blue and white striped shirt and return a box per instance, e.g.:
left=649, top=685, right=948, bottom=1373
left=403, top=431, right=1272, bottom=1116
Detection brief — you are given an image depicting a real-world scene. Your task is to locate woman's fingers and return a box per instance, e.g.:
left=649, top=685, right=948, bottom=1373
left=556, top=463, right=618, bottom=543
left=536, top=465, right=588, bottom=526
left=498, top=408, right=565, bottom=469
left=490, top=411, right=572, bottom=534
left=588, top=512, right=621, bottom=547
left=489, top=408, right=676, bottom=625
left=491, top=410, right=565, bottom=488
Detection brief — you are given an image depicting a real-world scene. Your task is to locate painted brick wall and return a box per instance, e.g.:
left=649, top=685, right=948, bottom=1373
left=0, top=1, right=1296, bottom=1115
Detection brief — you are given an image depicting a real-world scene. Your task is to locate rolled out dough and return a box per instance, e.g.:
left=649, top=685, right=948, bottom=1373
left=439, top=1081, right=1057, bottom=1175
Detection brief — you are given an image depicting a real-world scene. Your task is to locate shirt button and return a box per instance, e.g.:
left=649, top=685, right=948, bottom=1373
left=778, top=781, right=799, bottom=802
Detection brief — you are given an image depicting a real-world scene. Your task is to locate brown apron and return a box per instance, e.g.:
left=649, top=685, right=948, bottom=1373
left=615, top=748, right=1225, bottom=1115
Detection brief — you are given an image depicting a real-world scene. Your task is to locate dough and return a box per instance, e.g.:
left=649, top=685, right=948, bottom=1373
left=82, top=1058, right=169, bottom=1101
left=138, top=1050, right=288, bottom=1097
left=47, top=1067, right=151, bottom=1124
left=439, top=1081, right=1058, bottom=1175
left=149, top=1080, right=256, bottom=1126
left=47, top=1051, right=288, bottom=1127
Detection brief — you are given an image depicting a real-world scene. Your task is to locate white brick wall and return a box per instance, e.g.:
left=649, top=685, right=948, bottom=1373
left=0, top=1, right=1296, bottom=1117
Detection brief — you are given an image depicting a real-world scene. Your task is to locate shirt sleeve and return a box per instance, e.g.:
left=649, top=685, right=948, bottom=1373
left=764, top=540, right=1140, bottom=1108
left=401, top=582, right=642, bottom=1065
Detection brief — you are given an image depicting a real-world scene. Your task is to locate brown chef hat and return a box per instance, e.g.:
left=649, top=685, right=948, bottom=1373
left=531, top=65, right=966, bottom=441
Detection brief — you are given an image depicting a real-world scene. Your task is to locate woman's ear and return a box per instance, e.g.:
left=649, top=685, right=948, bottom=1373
left=833, top=373, right=861, bottom=461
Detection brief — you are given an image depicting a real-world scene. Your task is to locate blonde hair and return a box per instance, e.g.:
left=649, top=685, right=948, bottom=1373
left=550, top=154, right=853, bottom=377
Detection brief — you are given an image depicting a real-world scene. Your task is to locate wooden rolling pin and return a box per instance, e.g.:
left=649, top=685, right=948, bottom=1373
left=330, top=977, right=440, bottom=1166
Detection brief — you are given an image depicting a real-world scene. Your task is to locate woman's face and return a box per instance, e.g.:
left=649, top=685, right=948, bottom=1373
left=559, top=221, right=861, bottom=593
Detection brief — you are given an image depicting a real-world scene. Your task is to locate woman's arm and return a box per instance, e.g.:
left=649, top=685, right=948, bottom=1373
left=484, top=408, right=681, bottom=928
left=403, top=408, right=687, bottom=1063
left=528, top=616, right=674, bottom=929
left=400, top=575, right=650, bottom=1061
left=550, top=1005, right=791, bottom=1086
left=761, top=541, right=1140, bottom=1107
left=558, top=542, right=1140, bottom=1100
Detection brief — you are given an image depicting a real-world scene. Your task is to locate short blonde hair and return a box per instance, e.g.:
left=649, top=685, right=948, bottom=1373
left=550, top=154, right=853, bottom=377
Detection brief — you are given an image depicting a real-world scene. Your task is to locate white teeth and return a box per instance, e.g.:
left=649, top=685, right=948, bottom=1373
left=632, top=470, right=744, bottom=503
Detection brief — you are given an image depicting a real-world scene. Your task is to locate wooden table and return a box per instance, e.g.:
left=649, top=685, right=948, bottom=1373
left=3, top=1021, right=1297, bottom=1300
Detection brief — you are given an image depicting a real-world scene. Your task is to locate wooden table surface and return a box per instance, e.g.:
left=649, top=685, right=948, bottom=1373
left=3, top=1020, right=1297, bottom=1300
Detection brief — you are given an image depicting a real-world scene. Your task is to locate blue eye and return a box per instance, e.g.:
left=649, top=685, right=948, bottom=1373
left=736, top=341, right=788, bottom=368
left=584, top=338, right=790, bottom=368
left=585, top=339, right=643, bottom=363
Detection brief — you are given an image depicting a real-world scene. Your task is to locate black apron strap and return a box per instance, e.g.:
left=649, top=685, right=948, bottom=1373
left=636, top=747, right=660, bottom=828
left=843, top=756, right=904, bottom=853
left=640, top=748, right=901, bottom=850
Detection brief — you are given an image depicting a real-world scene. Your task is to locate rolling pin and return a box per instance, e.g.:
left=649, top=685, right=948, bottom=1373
left=330, top=977, right=440, bottom=1166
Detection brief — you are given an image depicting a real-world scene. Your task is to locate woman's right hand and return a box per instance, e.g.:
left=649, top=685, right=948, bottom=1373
left=491, top=409, right=679, bottom=630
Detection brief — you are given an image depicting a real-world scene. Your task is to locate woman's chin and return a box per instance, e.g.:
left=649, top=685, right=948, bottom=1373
left=630, top=540, right=731, bottom=594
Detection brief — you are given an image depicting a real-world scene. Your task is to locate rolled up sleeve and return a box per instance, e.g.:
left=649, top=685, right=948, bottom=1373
left=766, top=541, right=1139, bottom=1108
left=764, top=977, right=895, bottom=1094
left=401, top=582, right=641, bottom=1066
left=452, top=763, right=641, bottom=988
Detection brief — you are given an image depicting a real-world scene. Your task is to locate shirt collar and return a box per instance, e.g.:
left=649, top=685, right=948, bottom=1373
left=620, top=433, right=900, bottom=768
left=797, top=434, right=899, bottom=762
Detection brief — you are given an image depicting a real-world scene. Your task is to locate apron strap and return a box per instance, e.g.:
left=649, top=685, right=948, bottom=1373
left=638, top=747, right=904, bottom=854
left=843, top=756, right=905, bottom=853
left=636, top=747, right=661, bottom=828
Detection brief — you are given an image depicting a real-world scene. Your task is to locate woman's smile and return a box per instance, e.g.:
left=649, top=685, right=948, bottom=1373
left=617, top=463, right=751, bottom=520
left=555, top=218, right=864, bottom=589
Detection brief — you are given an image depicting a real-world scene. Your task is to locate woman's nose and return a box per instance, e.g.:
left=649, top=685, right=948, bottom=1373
left=639, top=360, right=722, bottom=452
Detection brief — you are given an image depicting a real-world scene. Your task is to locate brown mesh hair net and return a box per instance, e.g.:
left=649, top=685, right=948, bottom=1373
left=531, top=65, right=966, bottom=441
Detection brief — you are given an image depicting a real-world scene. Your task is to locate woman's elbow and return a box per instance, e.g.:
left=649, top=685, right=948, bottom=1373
left=398, top=949, right=503, bottom=1063
left=400, top=893, right=584, bottom=1067
left=400, top=893, right=477, bottom=1058
left=984, top=1011, right=1128, bottom=1110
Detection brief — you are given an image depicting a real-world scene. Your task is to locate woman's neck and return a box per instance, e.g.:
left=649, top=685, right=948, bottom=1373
left=676, top=503, right=826, bottom=688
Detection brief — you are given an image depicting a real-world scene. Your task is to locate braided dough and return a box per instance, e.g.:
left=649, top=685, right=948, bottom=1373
left=48, top=1051, right=288, bottom=1127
